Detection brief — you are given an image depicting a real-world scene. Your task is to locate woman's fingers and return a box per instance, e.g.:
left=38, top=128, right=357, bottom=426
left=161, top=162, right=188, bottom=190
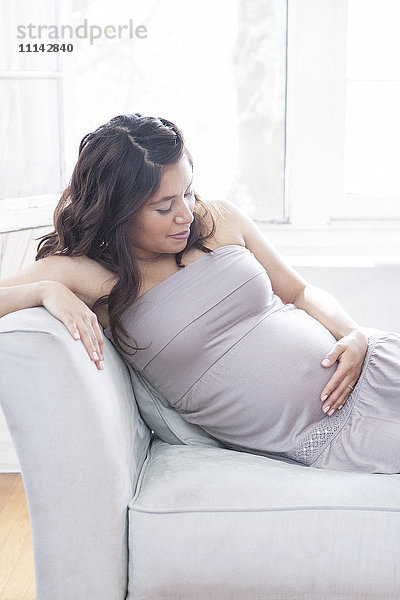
left=320, top=331, right=367, bottom=416
left=319, top=340, right=357, bottom=414
left=63, top=315, right=82, bottom=341
left=92, top=318, right=105, bottom=369
left=82, top=318, right=104, bottom=367
left=71, top=312, right=105, bottom=370
left=320, top=360, right=359, bottom=414
left=321, top=378, right=355, bottom=415
left=40, top=283, right=105, bottom=370
left=93, top=319, right=105, bottom=359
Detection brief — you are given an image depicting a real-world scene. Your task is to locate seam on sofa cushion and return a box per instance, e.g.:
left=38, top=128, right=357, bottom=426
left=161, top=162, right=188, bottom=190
left=129, top=505, right=400, bottom=514
left=129, top=439, right=156, bottom=506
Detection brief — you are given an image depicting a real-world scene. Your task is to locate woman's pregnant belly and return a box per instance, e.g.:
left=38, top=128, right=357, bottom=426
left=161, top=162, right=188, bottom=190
left=173, top=304, right=338, bottom=454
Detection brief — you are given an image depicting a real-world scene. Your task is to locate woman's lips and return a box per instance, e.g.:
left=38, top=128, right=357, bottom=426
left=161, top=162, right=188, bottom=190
left=169, top=230, right=190, bottom=239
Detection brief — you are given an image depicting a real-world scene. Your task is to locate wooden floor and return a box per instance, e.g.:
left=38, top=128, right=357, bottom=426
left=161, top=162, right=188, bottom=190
left=0, top=474, right=36, bottom=600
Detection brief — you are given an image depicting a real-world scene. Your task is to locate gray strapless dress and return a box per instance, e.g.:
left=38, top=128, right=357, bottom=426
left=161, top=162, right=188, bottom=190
left=104, top=244, right=400, bottom=474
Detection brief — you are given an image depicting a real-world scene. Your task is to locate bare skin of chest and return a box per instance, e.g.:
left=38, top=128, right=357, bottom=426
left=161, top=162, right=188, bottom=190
left=93, top=230, right=244, bottom=330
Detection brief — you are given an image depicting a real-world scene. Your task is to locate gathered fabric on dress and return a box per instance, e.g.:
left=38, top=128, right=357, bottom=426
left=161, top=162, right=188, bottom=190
left=104, top=244, right=400, bottom=474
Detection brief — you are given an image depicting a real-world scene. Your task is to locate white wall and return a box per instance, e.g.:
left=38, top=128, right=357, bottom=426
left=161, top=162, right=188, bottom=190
left=296, top=262, right=400, bottom=333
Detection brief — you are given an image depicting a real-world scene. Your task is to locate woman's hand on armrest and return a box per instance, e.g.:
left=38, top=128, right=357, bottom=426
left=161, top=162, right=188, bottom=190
left=0, top=254, right=115, bottom=370
left=39, top=280, right=105, bottom=370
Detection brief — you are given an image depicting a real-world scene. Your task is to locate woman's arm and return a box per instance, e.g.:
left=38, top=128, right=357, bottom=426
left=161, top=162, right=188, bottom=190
left=216, top=199, right=368, bottom=414
left=0, top=256, right=110, bottom=369
left=0, top=282, right=45, bottom=319
left=292, top=284, right=360, bottom=340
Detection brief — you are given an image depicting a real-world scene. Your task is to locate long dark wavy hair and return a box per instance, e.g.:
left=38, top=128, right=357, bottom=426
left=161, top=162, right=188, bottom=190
left=35, top=113, right=221, bottom=356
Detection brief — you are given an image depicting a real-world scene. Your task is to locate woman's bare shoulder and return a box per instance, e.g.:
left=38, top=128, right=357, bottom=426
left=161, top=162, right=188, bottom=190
left=66, top=255, right=118, bottom=307
left=0, top=253, right=115, bottom=298
left=204, top=199, right=246, bottom=248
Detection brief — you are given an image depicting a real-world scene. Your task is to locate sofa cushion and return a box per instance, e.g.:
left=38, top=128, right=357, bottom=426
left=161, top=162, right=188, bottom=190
left=121, top=359, right=225, bottom=448
left=127, top=437, right=400, bottom=600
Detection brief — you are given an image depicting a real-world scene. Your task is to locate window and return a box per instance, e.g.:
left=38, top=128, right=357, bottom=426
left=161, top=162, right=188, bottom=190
left=63, top=0, right=288, bottom=223
left=3, top=0, right=399, bottom=254
left=2, top=0, right=288, bottom=229
left=0, top=0, right=69, bottom=234
left=285, top=0, right=400, bottom=233
left=334, top=0, right=400, bottom=219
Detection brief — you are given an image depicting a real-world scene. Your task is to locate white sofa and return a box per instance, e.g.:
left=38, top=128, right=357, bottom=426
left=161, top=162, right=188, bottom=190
left=0, top=307, right=399, bottom=600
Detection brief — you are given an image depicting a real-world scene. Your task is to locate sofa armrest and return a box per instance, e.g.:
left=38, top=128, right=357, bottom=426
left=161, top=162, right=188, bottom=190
left=0, top=307, right=151, bottom=600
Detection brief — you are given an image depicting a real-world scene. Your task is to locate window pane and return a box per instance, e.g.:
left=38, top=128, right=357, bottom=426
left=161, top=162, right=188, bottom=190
left=66, top=0, right=287, bottom=222
left=0, top=79, right=61, bottom=198
left=0, top=0, right=59, bottom=71
left=346, top=0, right=400, bottom=80
left=339, top=0, right=400, bottom=218
left=345, top=81, right=400, bottom=198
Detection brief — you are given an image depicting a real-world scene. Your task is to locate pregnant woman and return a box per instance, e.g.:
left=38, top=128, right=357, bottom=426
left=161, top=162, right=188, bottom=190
left=1, top=113, right=399, bottom=474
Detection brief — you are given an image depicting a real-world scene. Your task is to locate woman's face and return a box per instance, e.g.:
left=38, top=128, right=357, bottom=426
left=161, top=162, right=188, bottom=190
left=132, top=155, right=196, bottom=260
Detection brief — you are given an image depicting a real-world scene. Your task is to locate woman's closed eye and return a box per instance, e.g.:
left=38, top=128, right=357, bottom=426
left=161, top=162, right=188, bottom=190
left=157, top=191, right=194, bottom=214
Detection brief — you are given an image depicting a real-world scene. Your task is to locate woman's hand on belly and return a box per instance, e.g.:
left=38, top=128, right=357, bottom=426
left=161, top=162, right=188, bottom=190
left=319, top=329, right=368, bottom=414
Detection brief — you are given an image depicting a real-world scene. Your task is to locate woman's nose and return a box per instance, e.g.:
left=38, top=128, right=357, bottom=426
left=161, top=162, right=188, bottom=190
left=175, top=203, right=194, bottom=224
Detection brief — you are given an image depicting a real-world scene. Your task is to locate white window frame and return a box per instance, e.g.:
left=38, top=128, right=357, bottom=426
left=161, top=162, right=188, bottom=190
left=258, top=0, right=400, bottom=256
left=284, top=0, right=347, bottom=228
left=0, top=0, right=72, bottom=235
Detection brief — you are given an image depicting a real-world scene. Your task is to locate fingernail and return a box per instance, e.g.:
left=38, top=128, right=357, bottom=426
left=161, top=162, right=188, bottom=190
left=328, top=408, right=335, bottom=416
left=99, top=361, right=104, bottom=369
left=338, top=404, right=343, bottom=410
left=321, top=359, right=330, bottom=366
left=323, top=405, right=331, bottom=413
left=93, top=351, right=99, bottom=360
left=321, top=394, right=328, bottom=401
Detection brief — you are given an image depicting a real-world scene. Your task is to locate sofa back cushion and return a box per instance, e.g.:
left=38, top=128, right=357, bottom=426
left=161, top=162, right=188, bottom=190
left=125, top=363, right=225, bottom=447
